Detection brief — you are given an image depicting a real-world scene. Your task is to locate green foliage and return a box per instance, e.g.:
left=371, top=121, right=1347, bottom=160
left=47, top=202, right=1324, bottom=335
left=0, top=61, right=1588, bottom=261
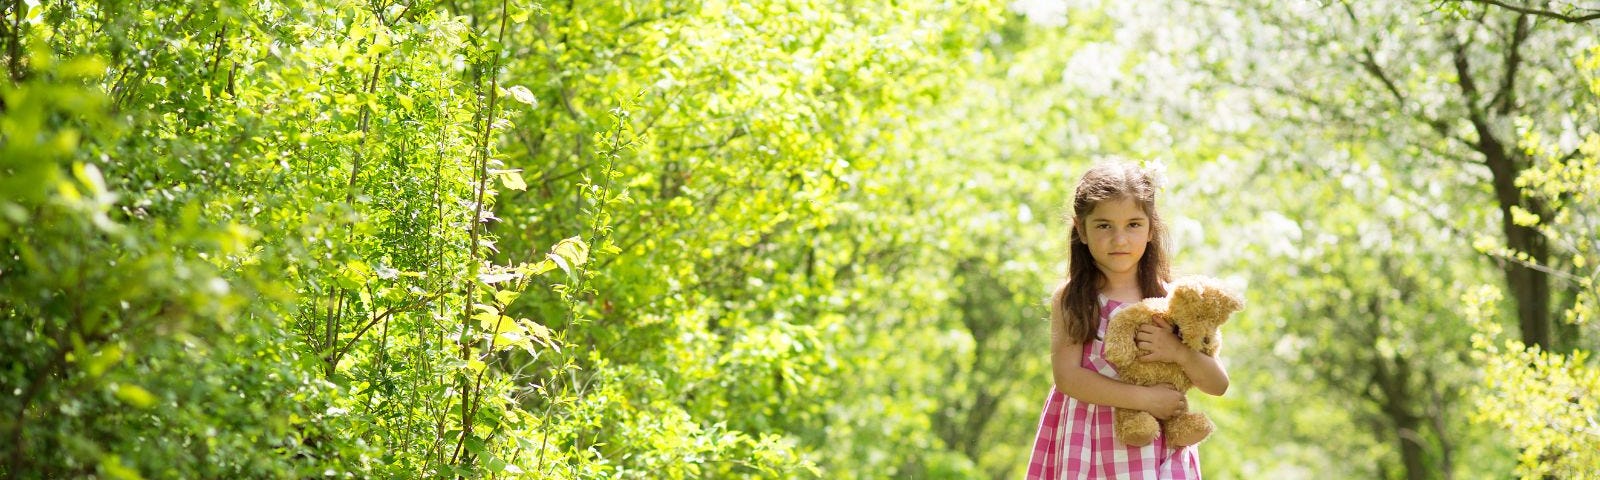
left=0, top=34, right=356, bottom=478
left=3, top=0, right=546, bottom=476
left=1465, top=44, right=1600, bottom=480
left=5, top=0, right=1598, bottom=478
left=481, top=2, right=1027, bottom=477
left=1191, top=154, right=1510, bottom=479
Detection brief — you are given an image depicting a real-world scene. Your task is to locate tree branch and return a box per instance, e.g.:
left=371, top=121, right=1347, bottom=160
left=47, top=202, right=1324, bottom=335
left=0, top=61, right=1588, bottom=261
left=1449, top=35, right=1486, bottom=119
left=327, top=290, right=446, bottom=372
left=1358, top=47, right=1409, bottom=109
left=1489, top=14, right=1530, bottom=115
left=6, top=0, right=23, bottom=83
left=1460, top=0, right=1600, bottom=23
left=1349, top=46, right=1472, bottom=148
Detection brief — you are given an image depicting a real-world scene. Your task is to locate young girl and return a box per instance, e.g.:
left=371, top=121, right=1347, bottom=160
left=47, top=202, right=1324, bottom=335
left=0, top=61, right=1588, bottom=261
left=1026, top=161, right=1230, bottom=479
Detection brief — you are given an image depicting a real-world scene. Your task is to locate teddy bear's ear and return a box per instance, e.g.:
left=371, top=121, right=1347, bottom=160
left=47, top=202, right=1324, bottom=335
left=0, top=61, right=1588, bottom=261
left=1210, top=286, right=1244, bottom=313
left=1171, top=281, right=1199, bottom=302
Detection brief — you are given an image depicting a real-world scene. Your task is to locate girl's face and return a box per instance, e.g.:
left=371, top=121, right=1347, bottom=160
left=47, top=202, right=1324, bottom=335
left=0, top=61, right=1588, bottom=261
left=1078, top=196, right=1150, bottom=278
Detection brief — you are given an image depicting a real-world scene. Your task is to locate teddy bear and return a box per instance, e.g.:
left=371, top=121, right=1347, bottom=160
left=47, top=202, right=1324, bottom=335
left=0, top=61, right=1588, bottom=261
left=1101, top=276, right=1243, bottom=448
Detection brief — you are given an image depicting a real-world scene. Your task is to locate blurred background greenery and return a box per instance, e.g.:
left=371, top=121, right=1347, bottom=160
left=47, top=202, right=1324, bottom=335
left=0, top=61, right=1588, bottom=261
left=1, top=0, right=1595, bottom=478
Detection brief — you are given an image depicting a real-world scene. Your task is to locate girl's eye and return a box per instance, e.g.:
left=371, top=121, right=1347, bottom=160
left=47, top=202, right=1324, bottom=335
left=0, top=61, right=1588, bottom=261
left=1130, top=222, right=1143, bottom=228
left=1096, top=224, right=1110, bottom=229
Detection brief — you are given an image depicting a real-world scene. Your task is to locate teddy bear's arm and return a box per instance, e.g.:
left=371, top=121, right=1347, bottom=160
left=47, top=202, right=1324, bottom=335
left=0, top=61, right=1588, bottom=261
left=1102, top=304, right=1153, bottom=367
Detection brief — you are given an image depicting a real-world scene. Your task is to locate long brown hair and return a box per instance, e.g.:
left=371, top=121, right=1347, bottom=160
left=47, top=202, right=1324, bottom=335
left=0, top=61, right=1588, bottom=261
left=1052, top=161, right=1171, bottom=344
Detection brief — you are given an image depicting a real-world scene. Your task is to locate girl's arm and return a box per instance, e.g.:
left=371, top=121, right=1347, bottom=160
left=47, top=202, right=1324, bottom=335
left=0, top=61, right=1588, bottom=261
left=1052, top=317, right=1188, bottom=419
left=1136, top=318, right=1230, bottom=396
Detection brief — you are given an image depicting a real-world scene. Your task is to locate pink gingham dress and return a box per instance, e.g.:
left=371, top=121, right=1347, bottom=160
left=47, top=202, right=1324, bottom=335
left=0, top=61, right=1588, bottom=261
left=1026, top=296, right=1202, bottom=479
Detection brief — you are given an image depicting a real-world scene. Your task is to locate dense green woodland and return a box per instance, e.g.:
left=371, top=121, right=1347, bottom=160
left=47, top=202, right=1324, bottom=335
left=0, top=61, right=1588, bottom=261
left=2, top=0, right=1597, bottom=478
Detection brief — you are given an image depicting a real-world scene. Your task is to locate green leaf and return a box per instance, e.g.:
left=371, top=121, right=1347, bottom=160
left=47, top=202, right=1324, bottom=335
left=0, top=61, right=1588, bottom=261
left=62, top=57, right=108, bottom=78
left=493, top=289, right=520, bottom=306
left=478, top=272, right=519, bottom=284
left=546, top=253, right=570, bottom=276
left=99, top=455, right=143, bottom=480
left=86, top=344, right=123, bottom=378
left=339, top=260, right=373, bottom=290
left=549, top=236, right=589, bottom=267
left=509, top=5, right=532, bottom=24
left=113, top=384, right=157, bottom=408
left=477, top=312, right=522, bottom=336
left=72, top=162, right=108, bottom=197
left=500, top=169, right=527, bottom=191
left=504, top=85, right=538, bottom=107
left=529, top=258, right=558, bottom=276
left=520, top=319, right=559, bottom=352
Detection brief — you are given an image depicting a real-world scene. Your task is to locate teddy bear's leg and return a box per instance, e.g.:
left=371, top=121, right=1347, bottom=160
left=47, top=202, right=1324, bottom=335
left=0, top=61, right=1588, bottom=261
left=1164, top=411, right=1214, bottom=447
left=1114, top=408, right=1160, bottom=447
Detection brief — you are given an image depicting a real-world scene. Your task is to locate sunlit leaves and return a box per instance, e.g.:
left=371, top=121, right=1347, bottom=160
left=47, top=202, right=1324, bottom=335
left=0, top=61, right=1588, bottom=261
left=1466, top=286, right=1600, bottom=479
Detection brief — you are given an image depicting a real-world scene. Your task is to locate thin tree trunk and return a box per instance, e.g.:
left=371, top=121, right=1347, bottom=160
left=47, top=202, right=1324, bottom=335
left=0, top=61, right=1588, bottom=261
left=1480, top=139, right=1552, bottom=350
left=1379, top=363, right=1431, bottom=480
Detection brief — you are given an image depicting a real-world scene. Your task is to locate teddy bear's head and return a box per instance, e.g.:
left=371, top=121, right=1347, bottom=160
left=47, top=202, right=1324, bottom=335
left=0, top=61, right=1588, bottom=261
left=1167, top=278, right=1244, bottom=334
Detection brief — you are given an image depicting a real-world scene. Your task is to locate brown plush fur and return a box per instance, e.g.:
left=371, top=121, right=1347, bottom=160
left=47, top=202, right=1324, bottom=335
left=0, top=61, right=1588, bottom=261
left=1102, top=276, right=1243, bottom=447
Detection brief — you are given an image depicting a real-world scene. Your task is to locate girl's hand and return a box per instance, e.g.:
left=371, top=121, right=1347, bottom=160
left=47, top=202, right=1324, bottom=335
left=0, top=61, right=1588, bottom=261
left=1136, top=316, right=1191, bottom=365
left=1142, top=383, right=1187, bottom=420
